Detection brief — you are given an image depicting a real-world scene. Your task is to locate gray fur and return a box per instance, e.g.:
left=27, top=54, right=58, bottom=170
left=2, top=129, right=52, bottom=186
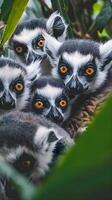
left=0, top=58, right=41, bottom=115
left=44, top=34, right=112, bottom=97
left=0, top=111, right=73, bottom=200
left=8, top=12, right=67, bottom=75
left=23, top=76, right=72, bottom=125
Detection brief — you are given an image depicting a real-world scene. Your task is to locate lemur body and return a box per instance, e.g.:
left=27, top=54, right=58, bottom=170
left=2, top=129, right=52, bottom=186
left=0, top=58, right=41, bottom=115
left=8, top=12, right=67, bottom=75
left=0, top=111, right=73, bottom=200
left=44, top=34, right=112, bottom=97
left=44, top=34, right=112, bottom=136
left=23, top=76, right=73, bottom=125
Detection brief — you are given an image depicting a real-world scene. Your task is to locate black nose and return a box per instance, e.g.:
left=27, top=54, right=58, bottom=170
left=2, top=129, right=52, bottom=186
left=66, top=81, right=77, bottom=99
left=66, top=77, right=84, bottom=95
left=0, top=93, right=15, bottom=110
left=75, top=77, right=82, bottom=92
left=47, top=107, right=63, bottom=124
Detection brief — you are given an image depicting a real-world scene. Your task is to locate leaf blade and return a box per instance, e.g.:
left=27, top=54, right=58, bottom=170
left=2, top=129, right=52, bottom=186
left=37, top=96, right=112, bottom=200
left=0, top=0, right=29, bottom=47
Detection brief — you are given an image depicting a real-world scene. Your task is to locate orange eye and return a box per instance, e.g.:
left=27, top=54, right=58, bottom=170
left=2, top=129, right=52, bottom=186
left=37, top=39, right=45, bottom=48
left=59, top=66, right=68, bottom=74
left=15, top=46, right=23, bottom=54
left=59, top=100, right=68, bottom=108
left=15, top=83, right=24, bottom=92
left=85, top=67, right=95, bottom=76
left=34, top=101, right=44, bottom=109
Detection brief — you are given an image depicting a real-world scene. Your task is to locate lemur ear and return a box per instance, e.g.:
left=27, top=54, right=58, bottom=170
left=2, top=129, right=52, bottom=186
left=46, top=11, right=68, bottom=42
left=34, top=127, right=62, bottom=148
left=43, top=32, right=62, bottom=61
left=100, top=40, right=112, bottom=69
left=47, top=128, right=64, bottom=144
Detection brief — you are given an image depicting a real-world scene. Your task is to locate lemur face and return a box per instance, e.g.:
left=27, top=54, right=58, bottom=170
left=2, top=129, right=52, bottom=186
left=24, top=77, right=72, bottom=124
left=0, top=112, right=73, bottom=200
left=0, top=59, right=29, bottom=113
left=44, top=34, right=112, bottom=96
left=8, top=12, right=67, bottom=66
left=0, top=58, right=40, bottom=115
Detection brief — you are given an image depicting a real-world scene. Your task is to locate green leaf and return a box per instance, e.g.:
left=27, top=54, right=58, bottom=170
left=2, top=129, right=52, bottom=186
left=0, top=161, right=37, bottom=200
left=23, top=0, right=43, bottom=20
left=37, top=96, right=112, bottom=200
left=0, top=0, right=14, bottom=23
left=93, top=1, right=103, bottom=13
left=0, top=0, right=4, bottom=8
left=98, top=28, right=110, bottom=38
left=95, top=0, right=112, bottom=31
left=0, top=0, right=29, bottom=47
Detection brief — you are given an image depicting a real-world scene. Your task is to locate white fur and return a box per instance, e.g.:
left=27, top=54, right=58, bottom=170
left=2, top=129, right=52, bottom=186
left=13, top=28, right=46, bottom=44
left=0, top=65, right=30, bottom=111
left=100, top=40, right=112, bottom=61
left=37, top=84, right=62, bottom=99
left=34, top=126, right=62, bottom=146
left=0, top=65, right=23, bottom=81
left=16, top=80, right=30, bottom=110
left=6, top=146, right=33, bottom=162
left=34, top=126, right=50, bottom=146
left=33, top=126, right=62, bottom=177
left=0, top=66, right=25, bottom=101
left=87, top=58, right=111, bottom=92
left=63, top=52, right=93, bottom=70
left=92, top=71, right=106, bottom=91
left=52, top=52, right=93, bottom=81
left=44, top=32, right=62, bottom=55
left=34, top=84, right=72, bottom=122
left=26, top=59, right=42, bottom=81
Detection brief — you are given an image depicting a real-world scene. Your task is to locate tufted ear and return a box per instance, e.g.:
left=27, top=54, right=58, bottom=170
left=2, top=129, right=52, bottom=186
left=49, top=128, right=62, bottom=143
left=43, top=32, right=62, bottom=64
left=34, top=126, right=62, bottom=148
left=100, top=40, right=112, bottom=70
left=46, top=11, right=68, bottom=42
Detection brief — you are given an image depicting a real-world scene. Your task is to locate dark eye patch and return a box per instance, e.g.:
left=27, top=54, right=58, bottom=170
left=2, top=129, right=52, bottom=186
left=78, top=61, right=97, bottom=81
left=55, top=94, right=68, bottom=111
left=13, top=41, right=28, bottom=55
left=10, top=75, right=24, bottom=95
left=0, top=80, right=4, bottom=92
left=32, top=34, right=45, bottom=49
left=32, top=94, right=50, bottom=114
left=13, top=152, right=35, bottom=174
left=58, top=57, right=73, bottom=79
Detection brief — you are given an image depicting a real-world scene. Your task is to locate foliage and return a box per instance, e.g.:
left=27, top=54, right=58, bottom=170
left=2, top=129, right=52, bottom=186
left=0, top=0, right=112, bottom=200
left=0, top=162, right=37, bottom=200
left=0, top=89, right=112, bottom=200
left=0, top=0, right=29, bottom=47
left=37, top=95, right=112, bottom=200
left=0, top=0, right=112, bottom=47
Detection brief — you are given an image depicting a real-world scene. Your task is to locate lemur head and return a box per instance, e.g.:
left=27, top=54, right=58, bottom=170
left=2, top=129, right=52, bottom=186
left=0, top=58, right=41, bottom=115
left=44, top=34, right=112, bottom=96
left=0, top=111, right=73, bottom=200
left=8, top=12, right=67, bottom=65
left=24, top=76, right=72, bottom=124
